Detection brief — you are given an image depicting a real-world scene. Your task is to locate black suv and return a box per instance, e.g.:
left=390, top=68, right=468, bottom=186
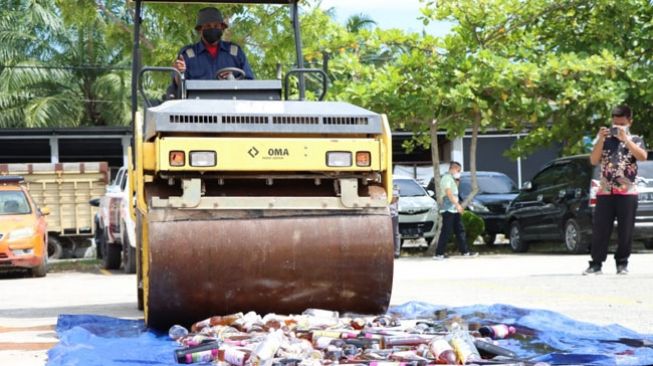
left=427, top=171, right=519, bottom=245
left=506, top=154, right=653, bottom=253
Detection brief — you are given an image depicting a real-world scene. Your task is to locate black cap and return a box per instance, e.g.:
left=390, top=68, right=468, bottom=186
left=195, top=7, right=227, bottom=30
left=611, top=105, right=632, bottom=118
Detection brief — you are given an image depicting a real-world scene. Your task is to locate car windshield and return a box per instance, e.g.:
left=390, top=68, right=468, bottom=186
left=459, top=174, right=518, bottom=197
left=394, top=179, right=427, bottom=197
left=0, top=190, right=31, bottom=215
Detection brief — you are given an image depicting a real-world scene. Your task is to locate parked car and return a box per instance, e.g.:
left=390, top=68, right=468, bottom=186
left=1, top=162, right=107, bottom=260
left=506, top=154, right=653, bottom=253
left=0, top=176, right=49, bottom=277
left=90, top=167, right=137, bottom=273
left=393, top=176, right=438, bottom=248
left=426, top=171, right=518, bottom=245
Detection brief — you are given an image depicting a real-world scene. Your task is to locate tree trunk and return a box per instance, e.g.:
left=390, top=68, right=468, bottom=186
left=461, top=114, right=480, bottom=208
left=425, top=119, right=443, bottom=257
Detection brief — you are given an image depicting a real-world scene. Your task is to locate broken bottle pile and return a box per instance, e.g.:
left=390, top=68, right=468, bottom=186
left=169, top=309, right=547, bottom=366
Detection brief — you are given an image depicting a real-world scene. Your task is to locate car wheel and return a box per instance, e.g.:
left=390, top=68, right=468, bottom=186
left=483, top=233, right=496, bottom=246
left=47, top=236, right=63, bottom=260
left=509, top=221, right=529, bottom=252
left=32, top=243, right=48, bottom=278
left=643, top=239, right=653, bottom=250
left=564, top=218, right=589, bottom=254
left=102, top=232, right=122, bottom=270
left=123, top=232, right=136, bottom=274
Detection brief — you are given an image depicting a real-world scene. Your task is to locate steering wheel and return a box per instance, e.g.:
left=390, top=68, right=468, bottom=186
left=215, top=67, right=246, bottom=80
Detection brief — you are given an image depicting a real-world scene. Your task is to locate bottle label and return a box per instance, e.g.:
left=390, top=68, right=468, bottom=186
left=224, top=348, right=246, bottom=366
left=311, top=330, right=342, bottom=339
left=186, top=349, right=218, bottom=364
left=492, top=325, right=509, bottom=339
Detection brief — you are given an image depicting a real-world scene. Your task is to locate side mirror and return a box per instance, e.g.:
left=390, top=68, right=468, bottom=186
left=40, top=207, right=51, bottom=216
left=521, top=181, right=533, bottom=191
left=427, top=190, right=435, bottom=197
left=89, top=198, right=101, bottom=207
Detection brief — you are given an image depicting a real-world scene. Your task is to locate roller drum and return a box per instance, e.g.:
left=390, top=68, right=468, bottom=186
left=145, top=209, right=393, bottom=330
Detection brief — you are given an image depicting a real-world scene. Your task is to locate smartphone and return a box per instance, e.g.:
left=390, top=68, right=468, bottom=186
left=610, top=127, right=620, bottom=137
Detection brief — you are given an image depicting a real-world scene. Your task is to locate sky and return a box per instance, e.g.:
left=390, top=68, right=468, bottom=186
left=317, top=0, right=452, bottom=36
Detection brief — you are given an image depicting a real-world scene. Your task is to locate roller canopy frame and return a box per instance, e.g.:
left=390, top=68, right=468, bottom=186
left=130, top=0, right=305, bottom=125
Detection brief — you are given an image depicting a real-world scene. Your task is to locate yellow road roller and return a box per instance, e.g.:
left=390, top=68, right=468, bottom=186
left=129, top=0, right=394, bottom=330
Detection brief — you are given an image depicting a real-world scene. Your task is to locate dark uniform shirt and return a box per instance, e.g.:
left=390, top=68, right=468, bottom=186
left=168, top=40, right=254, bottom=96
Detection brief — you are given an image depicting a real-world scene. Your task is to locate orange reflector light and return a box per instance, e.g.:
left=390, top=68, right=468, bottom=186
left=169, top=151, right=185, bottom=167
left=356, top=151, right=371, bottom=167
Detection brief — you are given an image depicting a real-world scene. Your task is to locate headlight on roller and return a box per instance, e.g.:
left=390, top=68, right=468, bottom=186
left=9, top=227, right=35, bottom=241
left=326, top=152, right=352, bottom=167
left=190, top=151, right=216, bottom=167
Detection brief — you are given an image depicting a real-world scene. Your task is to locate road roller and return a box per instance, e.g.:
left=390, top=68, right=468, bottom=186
left=129, top=0, right=394, bottom=331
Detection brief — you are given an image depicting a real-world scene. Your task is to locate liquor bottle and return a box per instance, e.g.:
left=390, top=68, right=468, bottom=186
left=218, top=346, right=251, bottom=366
left=174, top=342, right=221, bottom=364
left=449, top=330, right=481, bottom=364
left=478, top=324, right=516, bottom=339
left=351, top=317, right=367, bottom=330
left=191, top=313, right=244, bottom=332
left=251, top=329, right=284, bottom=362
left=382, top=335, right=430, bottom=348
left=428, top=338, right=457, bottom=365
left=474, top=339, right=517, bottom=359
left=168, top=324, right=189, bottom=341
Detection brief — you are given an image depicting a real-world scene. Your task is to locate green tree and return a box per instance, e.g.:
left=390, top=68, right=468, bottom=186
left=0, top=0, right=131, bottom=127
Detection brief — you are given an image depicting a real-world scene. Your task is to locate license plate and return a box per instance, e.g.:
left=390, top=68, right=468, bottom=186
left=400, top=228, right=422, bottom=236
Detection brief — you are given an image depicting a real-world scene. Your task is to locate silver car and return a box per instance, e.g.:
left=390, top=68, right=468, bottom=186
left=393, top=176, right=439, bottom=247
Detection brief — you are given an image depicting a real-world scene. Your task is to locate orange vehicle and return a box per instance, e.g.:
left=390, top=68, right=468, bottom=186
left=0, top=176, right=50, bottom=277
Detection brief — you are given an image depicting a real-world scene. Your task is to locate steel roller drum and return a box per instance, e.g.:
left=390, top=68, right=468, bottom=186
left=145, top=209, right=394, bottom=330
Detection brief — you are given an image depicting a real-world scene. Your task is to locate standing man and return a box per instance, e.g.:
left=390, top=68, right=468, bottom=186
left=433, top=161, right=478, bottom=260
left=390, top=184, right=401, bottom=259
left=584, top=105, right=647, bottom=275
left=168, top=7, right=254, bottom=97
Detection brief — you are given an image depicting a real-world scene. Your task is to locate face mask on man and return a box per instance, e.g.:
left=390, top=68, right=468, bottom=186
left=202, top=28, right=223, bottom=44
left=453, top=172, right=461, bottom=180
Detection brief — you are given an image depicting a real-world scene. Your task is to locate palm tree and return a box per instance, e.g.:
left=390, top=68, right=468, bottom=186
left=0, top=0, right=130, bottom=128
left=345, top=13, right=376, bottom=33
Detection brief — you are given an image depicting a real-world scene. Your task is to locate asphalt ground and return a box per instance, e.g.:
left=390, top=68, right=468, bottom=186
left=1, top=241, right=652, bottom=365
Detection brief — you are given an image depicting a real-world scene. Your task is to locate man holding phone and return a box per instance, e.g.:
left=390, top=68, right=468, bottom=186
left=584, top=105, right=647, bottom=275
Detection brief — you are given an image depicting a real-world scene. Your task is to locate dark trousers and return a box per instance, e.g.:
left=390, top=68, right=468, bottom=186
left=435, top=212, right=469, bottom=255
left=590, top=195, right=638, bottom=268
left=392, top=215, right=400, bottom=256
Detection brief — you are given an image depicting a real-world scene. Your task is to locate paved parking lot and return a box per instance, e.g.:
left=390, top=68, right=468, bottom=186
left=1, top=248, right=652, bottom=365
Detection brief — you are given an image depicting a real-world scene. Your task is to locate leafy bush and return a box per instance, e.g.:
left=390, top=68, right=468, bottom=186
left=444, top=210, right=485, bottom=245
left=462, top=211, right=485, bottom=244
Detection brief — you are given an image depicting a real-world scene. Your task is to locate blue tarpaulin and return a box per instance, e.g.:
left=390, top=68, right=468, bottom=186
left=47, top=302, right=653, bottom=366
